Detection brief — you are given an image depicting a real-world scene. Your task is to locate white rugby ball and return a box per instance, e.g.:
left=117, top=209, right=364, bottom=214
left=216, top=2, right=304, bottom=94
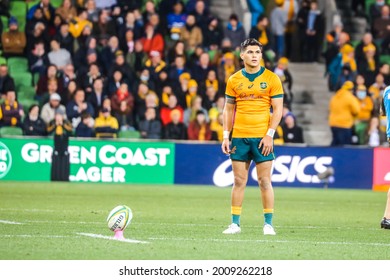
left=107, top=205, right=132, bottom=231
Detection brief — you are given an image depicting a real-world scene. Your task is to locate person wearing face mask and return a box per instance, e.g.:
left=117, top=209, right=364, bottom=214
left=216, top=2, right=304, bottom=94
left=354, top=85, right=374, bottom=144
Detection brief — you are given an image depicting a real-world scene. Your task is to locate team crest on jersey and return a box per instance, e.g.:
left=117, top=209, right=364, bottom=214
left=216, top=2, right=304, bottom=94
left=260, top=82, right=267, bottom=89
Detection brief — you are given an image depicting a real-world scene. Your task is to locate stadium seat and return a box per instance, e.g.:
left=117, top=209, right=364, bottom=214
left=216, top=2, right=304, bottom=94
left=365, top=0, right=376, bottom=18
left=12, top=72, right=33, bottom=89
left=0, top=56, right=7, bottom=65
left=380, top=55, right=390, bottom=65
left=51, top=0, right=63, bottom=8
left=7, top=57, right=29, bottom=73
left=18, top=86, right=36, bottom=100
left=27, top=0, right=40, bottom=10
left=18, top=98, right=38, bottom=115
left=0, top=126, right=23, bottom=137
left=118, top=130, right=141, bottom=139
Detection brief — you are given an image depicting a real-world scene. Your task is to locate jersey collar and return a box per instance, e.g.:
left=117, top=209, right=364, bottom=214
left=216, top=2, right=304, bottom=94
left=241, top=67, right=265, bottom=82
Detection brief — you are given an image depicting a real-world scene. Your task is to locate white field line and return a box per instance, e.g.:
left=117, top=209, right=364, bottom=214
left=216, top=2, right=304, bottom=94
left=5, top=220, right=383, bottom=231
left=0, top=234, right=72, bottom=238
left=0, top=220, right=23, bottom=225
left=0, top=233, right=388, bottom=248
left=147, top=237, right=390, bottom=247
left=77, top=233, right=149, bottom=244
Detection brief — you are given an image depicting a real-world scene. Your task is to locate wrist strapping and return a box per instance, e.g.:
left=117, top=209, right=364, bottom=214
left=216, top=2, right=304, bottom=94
left=266, top=128, right=275, bottom=138
left=223, top=130, right=230, bottom=139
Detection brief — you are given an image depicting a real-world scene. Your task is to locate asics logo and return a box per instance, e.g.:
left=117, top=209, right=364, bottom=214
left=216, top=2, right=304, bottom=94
left=248, top=84, right=254, bottom=89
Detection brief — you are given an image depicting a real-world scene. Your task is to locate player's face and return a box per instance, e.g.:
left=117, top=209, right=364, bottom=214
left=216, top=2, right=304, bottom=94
left=240, top=45, right=262, bottom=68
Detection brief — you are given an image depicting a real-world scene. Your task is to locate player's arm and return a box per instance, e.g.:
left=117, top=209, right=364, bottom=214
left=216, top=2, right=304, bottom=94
left=221, top=97, right=235, bottom=154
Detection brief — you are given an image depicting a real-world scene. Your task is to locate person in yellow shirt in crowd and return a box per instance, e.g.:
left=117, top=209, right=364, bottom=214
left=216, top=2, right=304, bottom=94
left=94, top=107, right=119, bottom=138
left=69, top=8, right=93, bottom=38
left=328, top=81, right=360, bottom=146
left=354, top=85, right=374, bottom=144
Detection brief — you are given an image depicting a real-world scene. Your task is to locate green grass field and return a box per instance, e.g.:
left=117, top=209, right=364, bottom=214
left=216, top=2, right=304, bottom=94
left=0, top=182, right=389, bottom=260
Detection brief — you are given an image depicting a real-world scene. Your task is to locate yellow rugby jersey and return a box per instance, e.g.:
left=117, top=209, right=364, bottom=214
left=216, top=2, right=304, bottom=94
left=225, top=67, right=284, bottom=138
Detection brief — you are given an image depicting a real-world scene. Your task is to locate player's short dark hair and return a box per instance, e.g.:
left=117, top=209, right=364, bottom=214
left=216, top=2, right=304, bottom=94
left=240, top=38, right=263, bottom=52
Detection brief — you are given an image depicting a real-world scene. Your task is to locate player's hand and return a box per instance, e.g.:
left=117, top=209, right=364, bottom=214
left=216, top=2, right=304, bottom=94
left=259, top=136, right=273, bottom=156
left=221, top=138, right=231, bottom=155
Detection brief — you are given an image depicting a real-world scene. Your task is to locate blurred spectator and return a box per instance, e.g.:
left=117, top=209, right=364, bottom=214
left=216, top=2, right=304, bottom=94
left=140, top=23, right=165, bottom=57
left=369, top=0, right=388, bottom=30
left=192, top=52, right=215, bottom=84
left=368, top=73, right=387, bottom=115
left=249, top=15, right=273, bottom=54
left=143, top=1, right=158, bottom=24
left=47, top=108, right=73, bottom=136
left=118, top=10, right=143, bottom=43
left=48, top=38, right=72, bottom=71
left=185, top=79, right=198, bottom=108
left=357, top=43, right=379, bottom=87
left=247, top=0, right=264, bottom=27
left=107, top=70, right=127, bottom=96
left=87, top=77, right=108, bottom=117
left=101, top=36, right=120, bottom=75
left=167, top=54, right=191, bottom=88
left=192, top=0, right=210, bottom=32
left=372, top=4, right=390, bottom=41
left=282, top=113, right=304, bottom=143
left=163, top=108, right=187, bottom=139
left=27, top=0, right=56, bottom=24
left=63, top=79, right=77, bottom=105
left=181, top=14, right=203, bottom=53
left=328, top=81, right=360, bottom=146
left=0, top=64, right=15, bottom=95
left=210, top=111, right=223, bottom=141
left=284, top=0, right=299, bottom=59
left=355, top=32, right=379, bottom=64
left=62, top=64, right=77, bottom=89
left=111, top=83, right=135, bottom=130
left=56, top=0, right=77, bottom=23
left=167, top=1, right=187, bottom=29
left=139, top=107, right=162, bottom=139
left=54, top=22, right=74, bottom=56
left=126, top=40, right=147, bottom=76
left=354, top=85, right=374, bottom=144
left=144, top=51, right=167, bottom=84
left=368, top=116, right=381, bottom=147
left=296, top=0, right=310, bottom=61
left=66, top=88, right=95, bottom=128
left=175, top=72, right=192, bottom=109
left=69, top=8, right=93, bottom=38
left=273, top=57, right=293, bottom=107
left=1, top=17, right=26, bottom=58
left=224, top=14, right=246, bottom=51
left=94, top=107, right=119, bottom=138
left=202, top=85, right=218, bottom=110
left=183, top=94, right=208, bottom=126
left=23, top=104, right=47, bottom=136
left=75, top=112, right=95, bottom=137
left=39, top=78, right=61, bottom=107
left=166, top=40, right=186, bottom=65
left=41, top=92, right=67, bottom=125
left=93, top=9, right=116, bottom=47
left=36, top=64, right=64, bottom=100
left=28, top=40, right=50, bottom=76
left=379, top=63, right=390, bottom=85
left=78, top=63, right=103, bottom=94
left=85, top=0, right=99, bottom=23
left=160, top=94, right=184, bottom=126
left=187, top=110, right=212, bottom=140
left=202, top=17, right=223, bottom=50
left=270, top=0, right=288, bottom=60
left=203, top=69, right=219, bottom=97
left=335, top=64, right=356, bottom=92
left=73, top=35, right=98, bottom=70
left=108, top=50, right=136, bottom=86
left=0, top=91, right=24, bottom=128
left=327, top=43, right=356, bottom=91
left=303, top=0, right=324, bottom=62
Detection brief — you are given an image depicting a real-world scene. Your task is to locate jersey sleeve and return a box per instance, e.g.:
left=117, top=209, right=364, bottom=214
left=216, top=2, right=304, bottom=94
left=225, top=76, right=237, bottom=101
left=270, top=74, right=284, bottom=99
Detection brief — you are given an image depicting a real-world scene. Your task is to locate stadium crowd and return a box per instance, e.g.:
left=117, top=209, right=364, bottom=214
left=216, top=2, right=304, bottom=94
left=0, top=0, right=388, bottom=146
